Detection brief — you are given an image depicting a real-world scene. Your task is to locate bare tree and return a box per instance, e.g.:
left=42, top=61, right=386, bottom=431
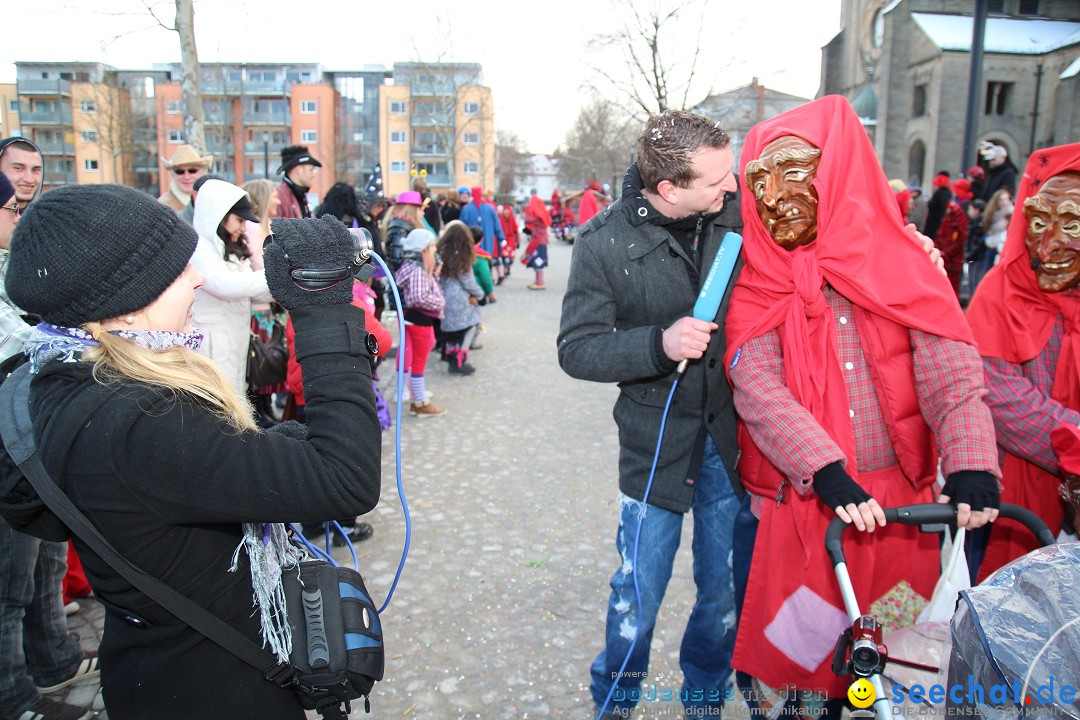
left=83, top=77, right=138, bottom=182
left=136, top=0, right=207, bottom=153
left=495, top=130, right=529, bottom=196
left=557, top=96, right=638, bottom=192
left=586, top=0, right=716, bottom=119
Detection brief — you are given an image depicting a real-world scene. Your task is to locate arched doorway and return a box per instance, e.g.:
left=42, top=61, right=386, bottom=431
left=908, top=140, right=926, bottom=188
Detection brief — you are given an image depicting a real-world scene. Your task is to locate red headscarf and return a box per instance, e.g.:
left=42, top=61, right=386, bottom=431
left=550, top=189, right=562, bottom=211
left=965, top=143, right=1080, bottom=577
left=966, top=142, right=1080, bottom=374
left=526, top=194, right=551, bottom=226
left=577, top=189, right=600, bottom=226
left=470, top=187, right=484, bottom=208
left=952, top=178, right=973, bottom=202
left=725, top=95, right=973, bottom=473
left=894, top=188, right=911, bottom=224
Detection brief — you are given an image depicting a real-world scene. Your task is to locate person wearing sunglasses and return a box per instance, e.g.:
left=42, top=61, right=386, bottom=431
left=159, top=144, right=214, bottom=214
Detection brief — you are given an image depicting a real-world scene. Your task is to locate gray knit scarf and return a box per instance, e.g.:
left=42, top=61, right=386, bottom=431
left=24, top=323, right=303, bottom=662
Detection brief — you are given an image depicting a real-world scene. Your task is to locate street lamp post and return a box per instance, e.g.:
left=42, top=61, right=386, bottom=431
left=263, top=132, right=270, bottom=179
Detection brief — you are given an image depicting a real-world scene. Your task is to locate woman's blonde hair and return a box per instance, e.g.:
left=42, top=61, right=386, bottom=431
left=983, top=187, right=1014, bottom=230
left=81, top=322, right=258, bottom=433
left=242, top=179, right=276, bottom=241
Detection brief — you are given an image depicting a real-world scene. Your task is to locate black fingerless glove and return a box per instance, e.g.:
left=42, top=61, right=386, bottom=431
left=264, top=216, right=360, bottom=309
left=813, top=462, right=872, bottom=510
left=941, top=471, right=1000, bottom=512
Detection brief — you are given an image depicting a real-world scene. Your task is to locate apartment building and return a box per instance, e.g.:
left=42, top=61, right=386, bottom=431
left=7, top=60, right=495, bottom=204
left=382, top=62, right=496, bottom=197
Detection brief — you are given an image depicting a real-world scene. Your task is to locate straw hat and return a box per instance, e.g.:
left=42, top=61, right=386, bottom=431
left=163, top=144, right=214, bottom=170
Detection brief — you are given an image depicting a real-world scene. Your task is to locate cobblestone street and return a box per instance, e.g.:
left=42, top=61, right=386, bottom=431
left=59, top=239, right=706, bottom=719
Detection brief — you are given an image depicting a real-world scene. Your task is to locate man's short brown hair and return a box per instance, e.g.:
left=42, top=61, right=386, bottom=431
left=637, top=111, right=730, bottom=193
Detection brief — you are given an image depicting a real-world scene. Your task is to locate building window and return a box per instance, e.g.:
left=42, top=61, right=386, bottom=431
left=390, top=101, right=406, bottom=114
left=352, top=132, right=364, bottom=142
left=463, top=102, right=480, bottom=115
left=986, top=0, right=1004, bottom=12
left=83, top=159, right=99, bottom=172
left=301, top=130, right=318, bottom=143
left=390, top=131, right=406, bottom=144
left=390, top=160, right=407, bottom=173
left=227, top=70, right=242, bottom=83
left=463, top=161, right=479, bottom=174
left=463, top=132, right=479, bottom=145
left=168, top=129, right=184, bottom=144
left=81, top=130, right=97, bottom=143
left=1018, top=0, right=1039, bottom=14
left=7, top=100, right=17, bottom=114
left=985, top=81, right=1012, bottom=116
left=912, top=84, right=927, bottom=118
left=300, top=100, right=317, bottom=114
left=166, top=99, right=181, bottom=114
left=79, top=100, right=96, bottom=113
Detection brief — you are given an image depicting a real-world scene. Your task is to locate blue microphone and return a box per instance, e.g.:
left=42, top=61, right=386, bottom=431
left=676, top=231, right=743, bottom=375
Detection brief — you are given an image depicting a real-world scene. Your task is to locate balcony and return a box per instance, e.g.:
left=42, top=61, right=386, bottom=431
left=412, top=144, right=448, bottom=157
left=422, top=173, right=451, bottom=186
left=244, top=110, right=291, bottom=126
left=17, top=79, right=72, bottom=96
left=36, top=140, right=76, bottom=156
left=19, top=106, right=73, bottom=126
left=243, top=141, right=288, bottom=156
left=241, top=80, right=289, bottom=95
left=411, top=115, right=453, bottom=128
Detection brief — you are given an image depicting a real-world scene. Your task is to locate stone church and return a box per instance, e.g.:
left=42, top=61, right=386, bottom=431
left=821, top=0, right=1080, bottom=186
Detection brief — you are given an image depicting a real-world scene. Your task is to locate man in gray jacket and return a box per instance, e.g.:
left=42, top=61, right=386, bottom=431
left=558, top=111, right=745, bottom=719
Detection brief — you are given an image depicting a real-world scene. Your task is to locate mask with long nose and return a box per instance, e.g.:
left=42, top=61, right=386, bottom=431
left=1025, top=171, right=1080, bottom=293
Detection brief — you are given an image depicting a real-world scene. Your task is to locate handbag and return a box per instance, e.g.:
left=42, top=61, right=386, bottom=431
left=0, top=364, right=383, bottom=720
left=247, top=320, right=289, bottom=388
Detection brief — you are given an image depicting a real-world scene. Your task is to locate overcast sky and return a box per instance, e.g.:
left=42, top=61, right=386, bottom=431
left=0, top=0, right=842, bottom=155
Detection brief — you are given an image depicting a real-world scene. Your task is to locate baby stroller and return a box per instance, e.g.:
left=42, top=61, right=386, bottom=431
left=949, top=541, right=1080, bottom=718
left=826, top=503, right=1057, bottom=720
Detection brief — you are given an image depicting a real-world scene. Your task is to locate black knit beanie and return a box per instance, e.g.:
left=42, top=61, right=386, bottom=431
left=6, top=184, right=198, bottom=327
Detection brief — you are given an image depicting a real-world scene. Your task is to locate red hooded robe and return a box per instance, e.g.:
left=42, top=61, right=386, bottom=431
left=724, top=95, right=977, bottom=695
left=965, top=142, right=1080, bottom=579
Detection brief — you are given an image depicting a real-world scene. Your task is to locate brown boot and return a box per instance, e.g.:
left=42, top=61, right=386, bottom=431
left=410, top=400, right=446, bottom=417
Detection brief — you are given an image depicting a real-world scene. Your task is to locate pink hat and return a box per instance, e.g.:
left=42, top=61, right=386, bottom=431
left=396, top=191, right=423, bottom=206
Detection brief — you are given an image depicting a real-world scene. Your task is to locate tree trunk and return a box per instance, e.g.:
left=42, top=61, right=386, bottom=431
left=175, top=0, right=206, bottom=154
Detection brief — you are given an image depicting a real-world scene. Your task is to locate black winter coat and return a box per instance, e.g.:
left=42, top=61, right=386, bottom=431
left=1, top=304, right=381, bottom=720
left=557, top=165, right=743, bottom=513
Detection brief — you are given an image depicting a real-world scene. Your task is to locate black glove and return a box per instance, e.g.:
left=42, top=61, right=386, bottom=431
left=940, top=471, right=1000, bottom=512
left=264, top=216, right=360, bottom=309
left=813, top=462, right=872, bottom=510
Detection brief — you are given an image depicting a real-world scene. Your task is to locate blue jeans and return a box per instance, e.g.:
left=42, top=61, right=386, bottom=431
left=590, top=437, right=742, bottom=717
left=0, top=519, right=82, bottom=719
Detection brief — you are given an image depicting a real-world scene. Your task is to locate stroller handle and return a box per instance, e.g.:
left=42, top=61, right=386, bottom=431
left=825, top=503, right=1056, bottom=567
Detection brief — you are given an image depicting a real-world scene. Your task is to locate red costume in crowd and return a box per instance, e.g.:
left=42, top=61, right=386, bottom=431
left=966, top=142, right=1080, bottom=580
left=724, top=96, right=998, bottom=696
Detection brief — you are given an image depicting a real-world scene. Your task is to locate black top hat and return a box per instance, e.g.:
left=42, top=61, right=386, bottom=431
left=277, top=145, right=323, bottom=175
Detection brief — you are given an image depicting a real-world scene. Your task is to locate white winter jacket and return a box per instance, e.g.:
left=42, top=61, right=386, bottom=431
left=190, top=180, right=272, bottom=392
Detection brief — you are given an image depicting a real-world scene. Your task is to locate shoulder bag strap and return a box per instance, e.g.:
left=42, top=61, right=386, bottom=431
left=0, top=366, right=295, bottom=686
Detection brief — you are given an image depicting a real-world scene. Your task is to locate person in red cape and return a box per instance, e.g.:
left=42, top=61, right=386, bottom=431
left=723, top=95, right=1000, bottom=706
left=498, top=204, right=520, bottom=278
left=521, top=192, right=551, bottom=289
left=965, top=142, right=1080, bottom=582
left=577, top=187, right=601, bottom=227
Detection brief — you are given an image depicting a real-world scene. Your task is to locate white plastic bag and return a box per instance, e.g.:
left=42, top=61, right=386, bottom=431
left=916, top=527, right=970, bottom=624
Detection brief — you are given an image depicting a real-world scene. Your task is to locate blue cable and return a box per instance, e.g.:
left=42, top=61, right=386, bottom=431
left=370, top=252, right=412, bottom=615
left=288, top=523, right=337, bottom=565
left=330, top=520, right=359, bottom=572
left=595, top=376, right=681, bottom=720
